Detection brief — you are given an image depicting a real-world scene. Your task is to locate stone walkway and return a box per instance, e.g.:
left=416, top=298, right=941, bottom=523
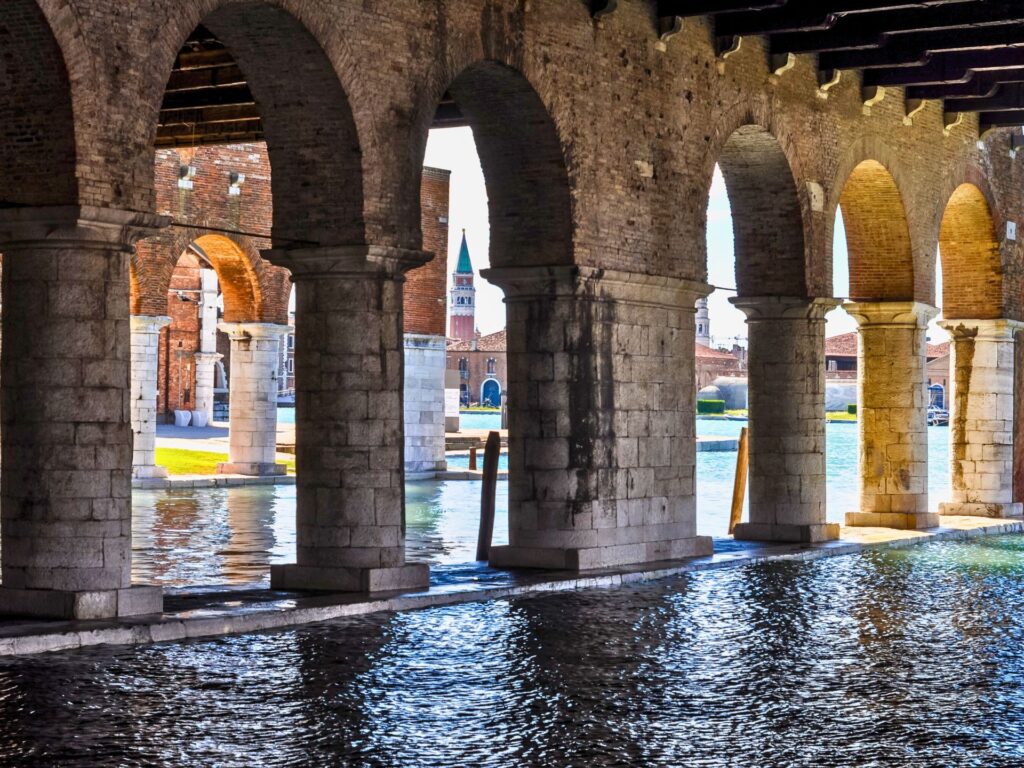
left=0, top=515, right=1018, bottom=656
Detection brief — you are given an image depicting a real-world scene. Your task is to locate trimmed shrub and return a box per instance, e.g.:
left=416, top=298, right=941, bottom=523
left=697, top=399, right=726, bottom=415
left=847, top=404, right=857, bottom=415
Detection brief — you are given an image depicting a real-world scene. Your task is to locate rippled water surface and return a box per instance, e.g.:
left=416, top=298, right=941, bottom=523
left=5, top=536, right=1024, bottom=766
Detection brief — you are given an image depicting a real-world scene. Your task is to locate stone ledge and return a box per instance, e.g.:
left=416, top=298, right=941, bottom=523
left=939, top=501, right=1023, bottom=519
left=490, top=536, right=713, bottom=570
left=0, top=585, right=162, bottom=621
left=270, top=563, right=430, bottom=593
left=733, top=522, right=839, bottom=543
left=132, top=474, right=297, bottom=490
left=845, top=511, right=940, bottom=530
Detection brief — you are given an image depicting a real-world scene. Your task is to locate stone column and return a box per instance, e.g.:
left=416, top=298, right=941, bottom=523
left=193, top=351, right=222, bottom=424
left=0, top=206, right=166, bottom=619
left=845, top=301, right=939, bottom=529
left=404, top=333, right=447, bottom=477
left=729, top=297, right=840, bottom=543
left=484, top=266, right=713, bottom=571
left=130, top=315, right=170, bottom=479
left=266, top=245, right=430, bottom=593
left=939, top=319, right=1023, bottom=519
left=217, top=322, right=288, bottom=476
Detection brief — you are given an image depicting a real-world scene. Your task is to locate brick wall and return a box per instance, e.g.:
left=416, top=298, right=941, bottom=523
left=405, top=167, right=451, bottom=336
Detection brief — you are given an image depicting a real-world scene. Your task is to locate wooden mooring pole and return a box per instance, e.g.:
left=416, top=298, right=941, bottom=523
left=476, top=430, right=501, bottom=561
left=728, top=427, right=749, bottom=536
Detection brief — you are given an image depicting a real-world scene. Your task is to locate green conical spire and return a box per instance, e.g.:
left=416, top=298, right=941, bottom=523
left=455, top=229, right=473, bottom=274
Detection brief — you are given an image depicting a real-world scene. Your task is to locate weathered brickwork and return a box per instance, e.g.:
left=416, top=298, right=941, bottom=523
left=407, top=168, right=451, bottom=337
left=8, top=0, right=1024, bottom=613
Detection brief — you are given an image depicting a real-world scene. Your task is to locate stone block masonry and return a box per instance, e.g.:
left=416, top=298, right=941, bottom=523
left=846, top=302, right=940, bottom=530
left=130, top=315, right=171, bottom=479
left=404, top=334, right=447, bottom=475
left=731, top=297, right=840, bottom=544
left=0, top=207, right=164, bottom=619
left=940, top=319, right=1024, bottom=519
left=486, top=266, right=712, bottom=571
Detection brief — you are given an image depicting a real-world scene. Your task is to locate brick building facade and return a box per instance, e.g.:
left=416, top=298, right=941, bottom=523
left=447, top=330, right=508, bottom=407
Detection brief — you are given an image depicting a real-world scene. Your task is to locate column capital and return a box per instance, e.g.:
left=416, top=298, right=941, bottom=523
left=194, top=351, right=224, bottom=364
left=0, top=206, right=170, bottom=252
left=729, top=295, right=840, bottom=321
left=261, top=244, right=432, bottom=280
left=217, top=322, right=290, bottom=341
left=130, top=315, right=171, bottom=334
left=844, top=300, right=937, bottom=328
left=939, top=317, right=1024, bottom=341
left=480, top=265, right=712, bottom=309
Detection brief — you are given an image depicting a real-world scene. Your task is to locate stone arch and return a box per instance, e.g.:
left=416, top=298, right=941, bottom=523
left=939, top=184, right=1003, bottom=320
left=0, top=0, right=78, bottom=206
left=190, top=234, right=262, bottom=323
left=716, top=124, right=808, bottom=298
left=835, top=160, right=915, bottom=302
left=421, top=60, right=574, bottom=269
left=145, top=1, right=365, bottom=247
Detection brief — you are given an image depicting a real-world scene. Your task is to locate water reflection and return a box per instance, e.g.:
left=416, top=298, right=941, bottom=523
left=5, top=538, right=1024, bottom=763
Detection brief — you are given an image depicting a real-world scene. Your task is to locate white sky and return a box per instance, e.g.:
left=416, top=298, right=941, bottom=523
left=424, top=127, right=948, bottom=345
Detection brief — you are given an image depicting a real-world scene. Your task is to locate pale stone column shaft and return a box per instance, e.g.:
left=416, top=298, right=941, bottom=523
left=484, top=266, right=713, bottom=571
left=217, top=322, right=288, bottom=476
left=0, top=207, right=164, bottom=620
left=404, top=333, right=447, bottom=476
left=130, top=315, right=170, bottom=479
left=939, top=319, right=1023, bottom=518
left=730, top=297, right=839, bottom=543
left=193, top=351, right=222, bottom=423
left=265, top=245, right=430, bottom=593
left=845, top=301, right=939, bottom=530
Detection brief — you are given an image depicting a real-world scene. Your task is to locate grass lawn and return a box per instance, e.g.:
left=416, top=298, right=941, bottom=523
left=155, top=447, right=296, bottom=476
left=460, top=406, right=501, bottom=413
left=826, top=411, right=857, bottom=422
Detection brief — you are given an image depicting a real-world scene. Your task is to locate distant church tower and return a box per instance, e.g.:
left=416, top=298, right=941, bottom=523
left=695, top=297, right=711, bottom=346
left=449, top=230, right=476, bottom=342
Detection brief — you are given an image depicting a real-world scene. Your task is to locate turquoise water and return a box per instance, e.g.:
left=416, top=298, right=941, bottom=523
left=276, top=406, right=295, bottom=424
left=457, top=411, right=503, bottom=431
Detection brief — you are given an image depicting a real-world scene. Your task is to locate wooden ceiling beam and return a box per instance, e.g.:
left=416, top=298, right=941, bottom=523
left=820, top=23, right=1024, bottom=70
left=945, top=81, right=1024, bottom=112
left=862, top=46, right=1024, bottom=85
left=715, top=0, right=964, bottom=38
left=906, top=68, right=1024, bottom=98
left=165, top=65, right=246, bottom=93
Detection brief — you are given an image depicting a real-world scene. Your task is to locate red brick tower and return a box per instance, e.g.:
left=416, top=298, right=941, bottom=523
left=449, top=230, right=476, bottom=342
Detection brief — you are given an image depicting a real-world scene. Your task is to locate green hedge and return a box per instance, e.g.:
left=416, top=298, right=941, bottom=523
left=697, top=399, right=726, bottom=415
left=847, top=404, right=857, bottom=415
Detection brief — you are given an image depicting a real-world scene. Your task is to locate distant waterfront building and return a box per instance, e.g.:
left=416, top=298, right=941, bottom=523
left=449, top=230, right=476, bottom=343
left=447, top=330, right=507, bottom=407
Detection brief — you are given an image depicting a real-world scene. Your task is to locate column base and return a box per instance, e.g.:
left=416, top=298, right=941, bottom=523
left=732, top=522, right=840, bottom=543
left=488, top=536, right=713, bottom=571
left=270, top=563, right=430, bottom=593
left=217, top=462, right=286, bottom=477
left=132, top=465, right=168, bottom=479
left=845, top=511, right=940, bottom=530
left=939, top=501, right=1023, bottom=519
left=0, top=585, right=163, bottom=620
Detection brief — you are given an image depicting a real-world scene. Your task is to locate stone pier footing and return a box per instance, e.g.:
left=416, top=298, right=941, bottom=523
left=217, top=322, right=289, bottom=477
left=130, top=314, right=171, bottom=479
left=845, top=301, right=938, bottom=530
left=404, top=333, right=447, bottom=474
left=730, top=296, right=840, bottom=544
left=264, top=246, right=432, bottom=593
left=481, top=266, right=713, bottom=571
left=939, top=318, right=1024, bottom=520
left=0, top=206, right=166, bottom=619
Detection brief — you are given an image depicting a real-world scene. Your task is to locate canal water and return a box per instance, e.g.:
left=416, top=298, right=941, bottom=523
left=4, top=536, right=1024, bottom=765
left=132, top=420, right=951, bottom=588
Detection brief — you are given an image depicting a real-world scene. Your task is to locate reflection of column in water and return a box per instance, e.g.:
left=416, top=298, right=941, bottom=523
left=223, top=487, right=278, bottom=585
left=137, top=492, right=202, bottom=586
left=501, top=593, right=662, bottom=765
left=292, top=615, right=394, bottom=764
left=403, top=481, right=447, bottom=562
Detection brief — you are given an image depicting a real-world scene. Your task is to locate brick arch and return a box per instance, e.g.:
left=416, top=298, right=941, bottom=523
left=939, top=184, right=1003, bottom=320
left=0, top=0, right=78, bottom=206
left=142, top=0, right=365, bottom=247
left=132, top=230, right=287, bottom=324
left=836, top=160, right=915, bottom=302
left=716, top=124, right=808, bottom=298
left=409, top=60, right=573, bottom=269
